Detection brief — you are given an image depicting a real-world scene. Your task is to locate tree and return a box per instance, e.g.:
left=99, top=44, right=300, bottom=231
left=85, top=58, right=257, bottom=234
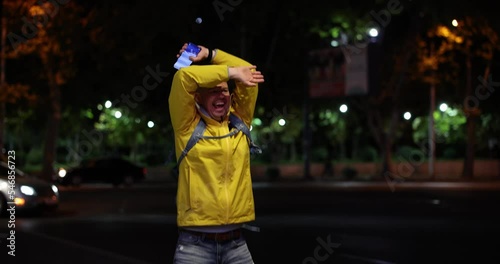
left=0, top=0, right=37, bottom=159
left=412, top=21, right=461, bottom=179
left=451, top=17, right=500, bottom=178
left=5, top=0, right=86, bottom=180
left=309, top=3, right=422, bottom=179
left=250, top=104, right=302, bottom=163
left=412, top=106, right=467, bottom=146
left=315, top=107, right=348, bottom=160
left=413, top=16, right=500, bottom=178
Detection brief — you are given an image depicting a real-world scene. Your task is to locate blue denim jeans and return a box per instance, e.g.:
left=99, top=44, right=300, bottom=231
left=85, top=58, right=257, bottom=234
left=173, top=230, right=254, bottom=264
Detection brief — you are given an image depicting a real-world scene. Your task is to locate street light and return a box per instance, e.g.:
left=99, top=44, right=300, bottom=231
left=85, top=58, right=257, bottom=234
left=278, top=119, right=286, bottom=126
left=439, top=103, right=448, bottom=112
left=339, top=104, right=348, bottom=113
left=368, top=28, right=379, bottom=38
left=403, top=112, right=412, bottom=120
left=330, top=40, right=340, bottom=47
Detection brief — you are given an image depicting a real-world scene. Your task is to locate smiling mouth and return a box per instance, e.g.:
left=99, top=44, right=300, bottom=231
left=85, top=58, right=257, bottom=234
left=213, top=101, right=225, bottom=110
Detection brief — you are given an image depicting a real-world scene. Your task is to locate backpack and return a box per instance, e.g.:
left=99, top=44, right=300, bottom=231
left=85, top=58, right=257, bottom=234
left=171, top=113, right=261, bottom=180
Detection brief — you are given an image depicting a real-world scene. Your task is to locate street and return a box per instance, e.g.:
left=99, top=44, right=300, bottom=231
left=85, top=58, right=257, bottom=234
left=1, top=180, right=500, bottom=263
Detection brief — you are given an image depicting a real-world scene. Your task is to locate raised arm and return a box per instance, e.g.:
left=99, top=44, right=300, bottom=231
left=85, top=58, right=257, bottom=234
left=171, top=44, right=264, bottom=128
left=169, top=65, right=230, bottom=133
left=212, top=50, right=260, bottom=126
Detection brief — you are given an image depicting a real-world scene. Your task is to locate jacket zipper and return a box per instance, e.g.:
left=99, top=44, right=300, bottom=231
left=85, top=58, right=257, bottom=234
left=223, top=124, right=231, bottom=223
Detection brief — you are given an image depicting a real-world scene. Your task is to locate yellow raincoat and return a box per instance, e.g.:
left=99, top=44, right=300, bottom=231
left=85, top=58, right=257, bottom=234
left=169, top=50, right=258, bottom=227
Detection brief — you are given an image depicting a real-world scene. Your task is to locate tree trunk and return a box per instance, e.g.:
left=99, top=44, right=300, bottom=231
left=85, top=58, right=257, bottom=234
left=339, top=139, right=346, bottom=160
left=0, top=102, right=4, bottom=160
left=382, top=135, right=392, bottom=177
left=365, top=108, right=384, bottom=180
left=462, top=62, right=491, bottom=179
left=463, top=115, right=476, bottom=179
left=41, top=65, right=61, bottom=181
left=428, top=81, right=436, bottom=179
left=363, top=36, right=411, bottom=180
left=289, top=141, right=297, bottom=162
left=462, top=54, right=474, bottom=179
left=352, top=135, right=359, bottom=161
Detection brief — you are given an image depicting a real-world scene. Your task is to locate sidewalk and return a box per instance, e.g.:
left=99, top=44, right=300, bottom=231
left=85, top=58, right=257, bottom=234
left=250, top=179, right=500, bottom=191
left=142, top=169, right=500, bottom=192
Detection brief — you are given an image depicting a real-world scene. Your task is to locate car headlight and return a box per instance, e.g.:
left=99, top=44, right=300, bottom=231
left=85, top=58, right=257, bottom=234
left=51, top=185, right=59, bottom=194
left=20, top=185, right=36, bottom=196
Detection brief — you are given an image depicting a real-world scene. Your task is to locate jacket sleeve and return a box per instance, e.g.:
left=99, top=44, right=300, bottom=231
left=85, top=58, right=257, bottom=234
left=211, top=50, right=259, bottom=127
left=169, top=65, right=230, bottom=133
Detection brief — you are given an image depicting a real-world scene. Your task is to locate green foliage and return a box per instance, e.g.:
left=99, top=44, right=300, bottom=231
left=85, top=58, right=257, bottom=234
left=318, top=109, right=347, bottom=143
left=357, top=146, right=378, bottom=162
left=3, top=1, right=500, bottom=171
left=311, top=147, right=328, bottom=162
left=26, top=146, right=43, bottom=167
left=5, top=109, right=38, bottom=147
left=412, top=106, right=466, bottom=144
left=442, top=147, right=459, bottom=159
left=309, top=7, right=381, bottom=46
left=478, top=113, right=500, bottom=138
left=476, top=113, right=500, bottom=152
left=96, top=107, right=147, bottom=146
left=250, top=105, right=302, bottom=163
left=395, top=145, right=424, bottom=161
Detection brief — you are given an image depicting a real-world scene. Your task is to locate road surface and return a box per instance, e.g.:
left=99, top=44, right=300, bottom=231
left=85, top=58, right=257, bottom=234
left=1, top=180, right=500, bottom=263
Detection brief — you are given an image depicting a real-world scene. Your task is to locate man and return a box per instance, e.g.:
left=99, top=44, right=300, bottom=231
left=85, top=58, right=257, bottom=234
left=169, top=43, right=264, bottom=264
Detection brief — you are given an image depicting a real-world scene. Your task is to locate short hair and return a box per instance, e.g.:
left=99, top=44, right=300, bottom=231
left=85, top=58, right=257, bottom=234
left=228, top=80, right=236, bottom=93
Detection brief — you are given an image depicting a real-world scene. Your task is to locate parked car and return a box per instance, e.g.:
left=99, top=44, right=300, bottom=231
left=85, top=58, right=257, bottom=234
left=57, top=157, right=147, bottom=187
left=0, top=161, right=59, bottom=216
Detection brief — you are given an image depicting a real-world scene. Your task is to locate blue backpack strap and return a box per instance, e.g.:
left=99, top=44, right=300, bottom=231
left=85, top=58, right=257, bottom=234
left=229, top=113, right=262, bottom=155
left=172, top=113, right=262, bottom=180
left=172, top=118, right=206, bottom=179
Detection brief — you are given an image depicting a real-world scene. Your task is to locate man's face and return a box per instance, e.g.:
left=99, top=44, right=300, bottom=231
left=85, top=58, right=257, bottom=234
left=195, top=82, right=230, bottom=120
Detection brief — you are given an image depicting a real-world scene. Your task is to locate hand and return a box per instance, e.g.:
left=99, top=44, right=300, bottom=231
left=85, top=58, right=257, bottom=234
left=228, top=66, right=265, bottom=87
left=176, top=43, right=210, bottom=62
